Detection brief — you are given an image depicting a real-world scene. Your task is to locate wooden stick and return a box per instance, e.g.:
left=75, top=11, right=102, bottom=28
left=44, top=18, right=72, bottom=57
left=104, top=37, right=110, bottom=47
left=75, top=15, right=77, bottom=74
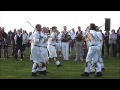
left=98, top=23, right=105, bottom=29
left=27, top=21, right=36, bottom=30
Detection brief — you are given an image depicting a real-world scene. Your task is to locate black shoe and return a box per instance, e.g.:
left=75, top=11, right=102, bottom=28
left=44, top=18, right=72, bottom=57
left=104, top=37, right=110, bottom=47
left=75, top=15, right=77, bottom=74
left=81, top=72, right=89, bottom=77
left=57, top=64, right=63, bottom=67
left=90, top=72, right=95, bottom=74
left=32, top=72, right=39, bottom=77
left=102, top=68, right=105, bottom=71
left=94, top=72, right=102, bottom=77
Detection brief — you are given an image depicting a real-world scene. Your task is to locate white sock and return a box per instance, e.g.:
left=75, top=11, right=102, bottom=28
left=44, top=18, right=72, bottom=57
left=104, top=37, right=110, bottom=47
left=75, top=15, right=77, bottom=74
left=85, top=62, right=91, bottom=73
left=96, top=62, right=102, bottom=72
left=32, top=63, right=37, bottom=73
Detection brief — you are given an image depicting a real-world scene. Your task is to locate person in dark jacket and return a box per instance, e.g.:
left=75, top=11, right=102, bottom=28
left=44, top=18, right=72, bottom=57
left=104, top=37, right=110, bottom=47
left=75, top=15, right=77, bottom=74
left=0, top=27, right=3, bottom=58
left=104, top=31, right=110, bottom=56
left=100, top=30, right=105, bottom=56
left=1, top=27, right=7, bottom=39
left=14, top=29, right=24, bottom=61
left=109, top=30, right=117, bottom=57
left=117, top=30, right=120, bottom=58
left=11, top=29, right=17, bottom=57
left=3, top=38, right=9, bottom=60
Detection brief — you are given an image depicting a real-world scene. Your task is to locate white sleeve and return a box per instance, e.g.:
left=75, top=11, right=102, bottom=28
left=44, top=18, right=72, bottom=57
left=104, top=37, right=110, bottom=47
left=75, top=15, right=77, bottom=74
left=68, top=32, right=71, bottom=36
left=58, top=35, right=61, bottom=40
left=90, top=31, right=96, bottom=37
left=114, top=34, right=117, bottom=40
left=27, top=35, right=29, bottom=41
left=97, top=32, right=102, bottom=40
left=41, top=33, right=45, bottom=39
left=29, top=35, right=32, bottom=40
left=99, top=33, right=103, bottom=40
left=109, top=34, right=112, bottom=40
left=33, top=33, right=40, bottom=43
left=51, top=32, right=55, bottom=39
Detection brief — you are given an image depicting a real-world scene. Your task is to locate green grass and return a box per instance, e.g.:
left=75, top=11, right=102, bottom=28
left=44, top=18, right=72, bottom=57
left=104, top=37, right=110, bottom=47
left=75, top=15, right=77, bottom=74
left=0, top=46, right=120, bottom=79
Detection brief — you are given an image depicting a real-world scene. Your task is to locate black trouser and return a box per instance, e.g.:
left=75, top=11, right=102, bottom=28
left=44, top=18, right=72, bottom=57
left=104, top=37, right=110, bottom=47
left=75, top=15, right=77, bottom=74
left=117, top=44, right=120, bottom=58
left=12, top=44, right=15, bottom=57
left=105, top=43, right=109, bottom=56
left=14, top=45, right=23, bottom=59
left=0, top=45, right=1, bottom=58
left=12, top=40, right=15, bottom=57
left=3, top=49, right=8, bottom=59
left=22, top=44, right=26, bottom=57
left=102, top=43, right=104, bottom=56
left=83, top=49, right=88, bottom=59
left=110, top=44, right=117, bottom=57
left=22, top=44, right=26, bottom=52
left=0, top=41, right=3, bottom=58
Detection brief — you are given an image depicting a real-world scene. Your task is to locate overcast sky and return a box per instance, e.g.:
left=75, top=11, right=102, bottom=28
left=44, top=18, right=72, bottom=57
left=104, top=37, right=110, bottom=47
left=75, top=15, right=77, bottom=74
left=0, top=11, right=120, bottom=33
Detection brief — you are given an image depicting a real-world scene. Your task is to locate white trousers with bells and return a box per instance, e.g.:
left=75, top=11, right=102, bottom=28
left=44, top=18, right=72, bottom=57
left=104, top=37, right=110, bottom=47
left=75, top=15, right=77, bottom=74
left=31, top=46, right=44, bottom=73
left=84, top=46, right=101, bottom=73
left=62, top=42, right=69, bottom=60
left=47, top=45, right=57, bottom=58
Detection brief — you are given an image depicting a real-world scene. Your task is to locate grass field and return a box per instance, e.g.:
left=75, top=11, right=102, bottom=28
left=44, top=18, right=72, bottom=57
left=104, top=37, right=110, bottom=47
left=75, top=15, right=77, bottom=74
left=0, top=46, right=120, bottom=79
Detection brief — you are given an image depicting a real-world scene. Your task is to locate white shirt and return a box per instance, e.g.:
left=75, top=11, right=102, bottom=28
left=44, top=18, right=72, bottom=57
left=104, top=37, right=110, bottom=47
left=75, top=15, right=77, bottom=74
left=29, top=34, right=34, bottom=46
left=89, top=30, right=98, bottom=46
left=32, top=31, right=43, bottom=46
left=29, top=34, right=33, bottom=40
left=69, top=31, right=76, bottom=40
left=56, top=34, right=62, bottom=43
left=40, top=32, right=48, bottom=47
left=82, top=31, right=86, bottom=37
left=84, top=31, right=90, bottom=47
left=96, top=31, right=103, bottom=46
left=22, top=33, right=28, bottom=44
left=109, top=33, right=117, bottom=44
left=48, top=32, right=57, bottom=45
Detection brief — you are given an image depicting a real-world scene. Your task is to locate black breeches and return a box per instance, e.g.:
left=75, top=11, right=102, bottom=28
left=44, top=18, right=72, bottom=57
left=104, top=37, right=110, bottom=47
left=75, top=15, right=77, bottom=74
left=102, top=43, right=104, bottom=56
left=110, top=44, right=117, bottom=57
left=117, top=44, right=120, bottom=58
left=0, top=41, right=3, bottom=58
left=14, top=45, right=24, bottom=59
left=4, top=49, right=8, bottom=58
left=22, top=44, right=26, bottom=52
left=12, top=44, right=15, bottom=56
left=105, top=43, right=109, bottom=56
left=0, top=46, right=1, bottom=58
